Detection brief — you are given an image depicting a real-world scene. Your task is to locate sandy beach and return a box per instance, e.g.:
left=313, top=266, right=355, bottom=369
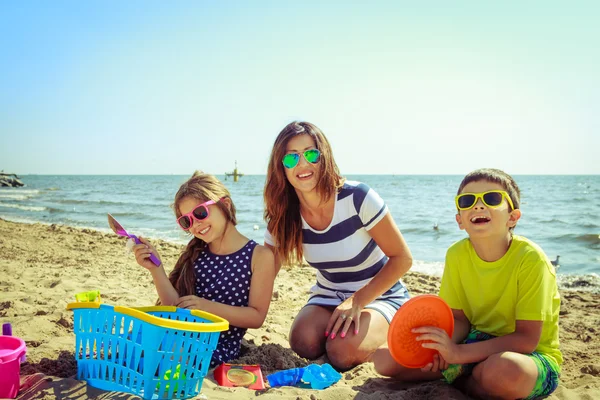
left=1, top=218, right=599, bottom=399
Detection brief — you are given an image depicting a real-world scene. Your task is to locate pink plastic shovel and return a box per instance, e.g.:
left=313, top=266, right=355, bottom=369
left=107, top=214, right=161, bottom=266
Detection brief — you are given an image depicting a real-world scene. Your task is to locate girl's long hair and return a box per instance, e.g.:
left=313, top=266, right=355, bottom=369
left=161, top=171, right=237, bottom=303
left=264, top=121, right=344, bottom=266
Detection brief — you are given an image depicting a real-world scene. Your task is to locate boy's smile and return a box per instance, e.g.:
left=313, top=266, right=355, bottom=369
left=456, top=180, right=520, bottom=239
left=470, top=215, right=491, bottom=225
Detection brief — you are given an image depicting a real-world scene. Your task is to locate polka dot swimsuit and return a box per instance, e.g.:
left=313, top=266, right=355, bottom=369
left=193, top=240, right=257, bottom=367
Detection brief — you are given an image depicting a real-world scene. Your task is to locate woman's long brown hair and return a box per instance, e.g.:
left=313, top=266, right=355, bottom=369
left=159, top=171, right=237, bottom=303
left=264, top=121, right=344, bottom=266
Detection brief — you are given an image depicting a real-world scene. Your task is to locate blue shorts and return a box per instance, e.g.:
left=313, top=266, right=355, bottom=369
left=306, top=289, right=410, bottom=323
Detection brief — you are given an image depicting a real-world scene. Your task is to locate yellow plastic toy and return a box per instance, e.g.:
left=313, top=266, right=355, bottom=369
left=74, top=290, right=101, bottom=303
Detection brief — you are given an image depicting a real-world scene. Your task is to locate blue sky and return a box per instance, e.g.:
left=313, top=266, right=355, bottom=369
left=1, top=1, right=598, bottom=175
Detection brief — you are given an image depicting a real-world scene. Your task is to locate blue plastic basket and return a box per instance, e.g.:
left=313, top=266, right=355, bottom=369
left=67, top=302, right=228, bottom=400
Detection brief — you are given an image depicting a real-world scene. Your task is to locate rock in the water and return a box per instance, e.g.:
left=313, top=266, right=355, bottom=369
left=0, top=173, right=25, bottom=187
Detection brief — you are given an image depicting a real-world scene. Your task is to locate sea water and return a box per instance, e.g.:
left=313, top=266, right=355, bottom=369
left=1, top=175, right=598, bottom=291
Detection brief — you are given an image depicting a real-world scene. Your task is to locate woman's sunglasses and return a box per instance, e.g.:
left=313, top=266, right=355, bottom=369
left=282, top=149, right=321, bottom=169
left=177, top=198, right=221, bottom=230
left=455, top=190, right=515, bottom=211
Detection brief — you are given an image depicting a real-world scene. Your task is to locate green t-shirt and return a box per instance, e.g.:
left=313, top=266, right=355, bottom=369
left=439, top=235, right=562, bottom=365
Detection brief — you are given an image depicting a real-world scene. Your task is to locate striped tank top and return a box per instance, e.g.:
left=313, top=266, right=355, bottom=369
left=265, top=181, right=410, bottom=322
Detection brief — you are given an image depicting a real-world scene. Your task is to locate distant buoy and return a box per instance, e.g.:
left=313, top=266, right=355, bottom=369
left=225, top=160, right=244, bottom=182
left=253, top=225, right=259, bottom=231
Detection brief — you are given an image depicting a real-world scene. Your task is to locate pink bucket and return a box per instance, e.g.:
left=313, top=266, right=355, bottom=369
left=0, top=336, right=27, bottom=399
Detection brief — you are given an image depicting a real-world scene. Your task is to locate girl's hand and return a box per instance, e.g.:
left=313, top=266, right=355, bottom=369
left=420, top=352, right=449, bottom=372
left=325, top=296, right=362, bottom=339
left=132, top=237, right=162, bottom=270
left=413, top=326, right=462, bottom=365
left=176, top=295, right=206, bottom=310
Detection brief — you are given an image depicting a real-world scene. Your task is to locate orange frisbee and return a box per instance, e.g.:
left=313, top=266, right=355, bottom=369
left=388, top=294, right=454, bottom=368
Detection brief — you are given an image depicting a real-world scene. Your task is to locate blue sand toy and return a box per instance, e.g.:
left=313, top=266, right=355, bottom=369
left=267, top=367, right=305, bottom=387
left=267, top=363, right=342, bottom=390
left=302, top=364, right=342, bottom=390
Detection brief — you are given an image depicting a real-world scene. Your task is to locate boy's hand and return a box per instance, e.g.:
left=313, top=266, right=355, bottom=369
left=420, top=352, right=449, bottom=372
left=413, top=326, right=462, bottom=364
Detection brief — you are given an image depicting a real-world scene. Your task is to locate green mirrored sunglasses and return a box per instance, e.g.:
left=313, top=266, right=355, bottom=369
left=282, top=149, right=321, bottom=169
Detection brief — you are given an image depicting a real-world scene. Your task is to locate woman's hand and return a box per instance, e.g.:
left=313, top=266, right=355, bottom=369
left=413, top=326, right=462, bottom=365
left=325, top=296, right=362, bottom=339
left=176, top=295, right=207, bottom=310
left=132, top=237, right=162, bottom=270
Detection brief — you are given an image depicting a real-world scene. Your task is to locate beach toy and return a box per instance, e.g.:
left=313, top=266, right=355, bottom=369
left=2, top=323, right=26, bottom=363
left=267, top=367, right=305, bottom=387
left=387, top=294, right=454, bottom=368
left=214, top=363, right=265, bottom=390
left=3, top=322, right=12, bottom=336
left=301, top=363, right=342, bottom=390
left=67, top=302, right=228, bottom=400
left=0, top=329, right=28, bottom=399
left=75, top=290, right=101, bottom=303
left=159, top=365, right=186, bottom=392
left=107, top=213, right=161, bottom=266
left=267, top=363, right=341, bottom=390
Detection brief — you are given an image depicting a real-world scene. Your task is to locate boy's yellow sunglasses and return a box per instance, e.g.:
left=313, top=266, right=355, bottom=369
left=455, top=190, right=515, bottom=211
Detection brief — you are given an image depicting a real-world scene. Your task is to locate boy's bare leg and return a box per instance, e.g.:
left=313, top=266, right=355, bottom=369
left=371, top=344, right=443, bottom=381
left=462, top=352, right=538, bottom=399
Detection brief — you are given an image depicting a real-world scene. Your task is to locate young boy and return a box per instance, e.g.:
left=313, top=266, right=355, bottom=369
left=374, top=168, right=561, bottom=399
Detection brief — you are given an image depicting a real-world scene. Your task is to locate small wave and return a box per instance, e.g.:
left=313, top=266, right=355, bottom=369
left=0, top=189, right=40, bottom=195
left=402, top=226, right=446, bottom=235
left=106, top=211, right=153, bottom=218
left=0, top=214, right=46, bottom=225
left=56, top=199, right=125, bottom=206
left=0, top=203, right=46, bottom=212
left=55, top=198, right=160, bottom=207
left=0, top=194, right=31, bottom=200
left=0, top=214, right=115, bottom=234
left=575, top=234, right=600, bottom=246
left=581, top=223, right=600, bottom=229
left=555, top=233, right=600, bottom=245
left=537, top=218, right=568, bottom=225
left=44, top=187, right=60, bottom=191
left=572, top=197, right=592, bottom=202
left=557, top=273, right=600, bottom=293
left=410, top=260, right=445, bottom=277
left=576, top=234, right=600, bottom=244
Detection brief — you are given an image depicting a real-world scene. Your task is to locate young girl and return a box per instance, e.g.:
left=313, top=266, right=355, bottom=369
left=133, top=171, right=275, bottom=367
left=263, top=121, right=414, bottom=371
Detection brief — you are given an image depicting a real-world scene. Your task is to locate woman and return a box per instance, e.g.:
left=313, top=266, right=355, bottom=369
left=263, top=121, right=413, bottom=370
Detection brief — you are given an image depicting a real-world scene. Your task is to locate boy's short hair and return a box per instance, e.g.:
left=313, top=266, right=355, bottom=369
left=457, top=169, right=521, bottom=231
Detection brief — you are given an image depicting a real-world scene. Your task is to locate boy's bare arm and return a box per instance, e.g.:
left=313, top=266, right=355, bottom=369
left=451, top=309, right=471, bottom=343
left=455, top=320, right=543, bottom=364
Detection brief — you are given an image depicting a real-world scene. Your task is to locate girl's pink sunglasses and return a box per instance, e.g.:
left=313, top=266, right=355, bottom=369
left=177, top=198, right=221, bottom=230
